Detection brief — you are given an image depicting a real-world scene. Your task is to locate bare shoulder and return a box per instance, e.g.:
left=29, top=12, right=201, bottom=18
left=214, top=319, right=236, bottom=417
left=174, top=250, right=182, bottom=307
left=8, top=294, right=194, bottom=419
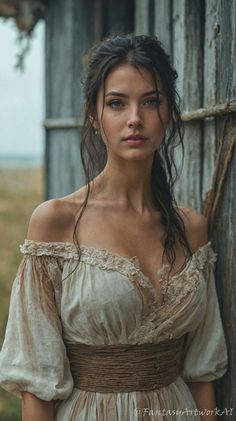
left=27, top=198, right=74, bottom=242
left=177, top=206, right=209, bottom=253
left=27, top=186, right=88, bottom=242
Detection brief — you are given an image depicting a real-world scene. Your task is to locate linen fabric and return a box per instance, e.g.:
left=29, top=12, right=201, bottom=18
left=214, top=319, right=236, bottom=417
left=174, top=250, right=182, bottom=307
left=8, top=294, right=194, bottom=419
left=0, top=240, right=228, bottom=420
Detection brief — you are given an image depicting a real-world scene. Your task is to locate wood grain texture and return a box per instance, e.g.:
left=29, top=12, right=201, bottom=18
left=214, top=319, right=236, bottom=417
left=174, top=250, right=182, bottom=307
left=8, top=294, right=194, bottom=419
left=154, top=0, right=172, bottom=56
left=210, top=0, right=236, bottom=414
left=153, top=2, right=235, bottom=411
left=134, top=0, right=150, bottom=35
left=202, top=0, right=219, bottom=203
left=45, top=0, right=95, bottom=198
left=211, top=119, right=236, bottom=417
left=171, top=0, right=203, bottom=211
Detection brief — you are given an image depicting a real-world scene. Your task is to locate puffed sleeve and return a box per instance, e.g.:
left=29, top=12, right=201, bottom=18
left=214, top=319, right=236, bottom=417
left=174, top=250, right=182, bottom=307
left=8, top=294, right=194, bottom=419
left=182, top=244, right=228, bottom=382
left=0, top=241, right=73, bottom=401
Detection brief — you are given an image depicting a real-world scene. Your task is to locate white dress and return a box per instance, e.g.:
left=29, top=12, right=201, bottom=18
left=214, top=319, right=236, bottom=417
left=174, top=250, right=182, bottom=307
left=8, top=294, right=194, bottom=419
left=0, top=240, right=228, bottom=420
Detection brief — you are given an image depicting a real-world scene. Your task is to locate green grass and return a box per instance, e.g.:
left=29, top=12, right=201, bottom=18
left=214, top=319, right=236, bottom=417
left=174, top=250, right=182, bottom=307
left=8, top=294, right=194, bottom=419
left=0, top=167, right=43, bottom=420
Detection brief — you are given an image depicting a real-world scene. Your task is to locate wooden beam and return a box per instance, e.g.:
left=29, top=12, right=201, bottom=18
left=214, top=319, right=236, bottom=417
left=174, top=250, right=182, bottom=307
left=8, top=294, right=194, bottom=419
left=182, top=100, right=236, bottom=122
left=44, top=118, right=83, bottom=130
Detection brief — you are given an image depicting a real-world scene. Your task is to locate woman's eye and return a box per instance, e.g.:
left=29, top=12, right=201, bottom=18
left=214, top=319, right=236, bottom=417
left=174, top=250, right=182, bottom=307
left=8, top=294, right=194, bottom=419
left=143, top=98, right=161, bottom=107
left=106, top=100, right=123, bottom=109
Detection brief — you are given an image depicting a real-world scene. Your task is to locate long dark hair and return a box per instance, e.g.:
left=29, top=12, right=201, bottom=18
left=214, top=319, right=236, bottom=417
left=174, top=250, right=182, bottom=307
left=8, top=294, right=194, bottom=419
left=73, top=34, right=193, bottom=272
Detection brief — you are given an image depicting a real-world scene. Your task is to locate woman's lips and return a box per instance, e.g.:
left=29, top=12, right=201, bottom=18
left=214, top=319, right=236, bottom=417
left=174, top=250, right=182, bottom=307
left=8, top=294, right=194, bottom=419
left=123, top=135, right=147, bottom=145
left=124, top=134, right=147, bottom=140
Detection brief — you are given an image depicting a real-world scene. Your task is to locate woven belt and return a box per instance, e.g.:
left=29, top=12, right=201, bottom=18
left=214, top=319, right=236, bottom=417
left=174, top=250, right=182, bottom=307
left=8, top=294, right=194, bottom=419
left=65, top=336, right=186, bottom=392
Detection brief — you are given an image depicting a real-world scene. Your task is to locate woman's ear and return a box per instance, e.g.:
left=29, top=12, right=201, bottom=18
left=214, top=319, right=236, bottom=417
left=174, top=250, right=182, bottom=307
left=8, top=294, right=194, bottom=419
left=91, top=117, right=100, bottom=130
left=87, top=105, right=100, bottom=130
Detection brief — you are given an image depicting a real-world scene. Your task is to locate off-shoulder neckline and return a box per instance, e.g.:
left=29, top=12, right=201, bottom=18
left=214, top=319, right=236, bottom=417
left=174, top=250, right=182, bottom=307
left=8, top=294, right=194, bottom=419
left=21, top=238, right=212, bottom=257
left=20, top=239, right=215, bottom=277
left=20, top=239, right=216, bottom=308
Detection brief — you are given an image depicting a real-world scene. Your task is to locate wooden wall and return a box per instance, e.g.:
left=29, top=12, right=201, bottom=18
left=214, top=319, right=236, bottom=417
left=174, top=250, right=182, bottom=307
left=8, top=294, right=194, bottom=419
left=45, top=0, right=235, bottom=414
left=134, top=0, right=235, bottom=414
left=208, top=1, right=236, bottom=413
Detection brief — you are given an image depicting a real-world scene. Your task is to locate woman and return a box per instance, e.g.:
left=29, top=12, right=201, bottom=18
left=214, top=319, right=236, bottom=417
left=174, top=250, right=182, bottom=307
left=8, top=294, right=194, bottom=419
left=0, top=34, right=228, bottom=420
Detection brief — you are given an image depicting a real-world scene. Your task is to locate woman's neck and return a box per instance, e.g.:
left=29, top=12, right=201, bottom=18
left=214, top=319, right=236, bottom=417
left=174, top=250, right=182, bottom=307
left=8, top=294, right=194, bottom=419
left=91, top=157, right=156, bottom=214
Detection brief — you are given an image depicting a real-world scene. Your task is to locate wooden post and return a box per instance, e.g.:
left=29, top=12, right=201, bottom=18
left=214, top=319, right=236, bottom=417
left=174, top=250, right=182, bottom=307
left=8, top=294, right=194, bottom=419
left=208, top=1, right=236, bottom=415
left=202, top=0, right=218, bottom=201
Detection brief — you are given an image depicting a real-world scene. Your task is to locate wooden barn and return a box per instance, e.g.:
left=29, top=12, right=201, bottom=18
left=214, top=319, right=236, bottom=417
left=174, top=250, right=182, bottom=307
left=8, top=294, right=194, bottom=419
left=1, top=0, right=235, bottom=417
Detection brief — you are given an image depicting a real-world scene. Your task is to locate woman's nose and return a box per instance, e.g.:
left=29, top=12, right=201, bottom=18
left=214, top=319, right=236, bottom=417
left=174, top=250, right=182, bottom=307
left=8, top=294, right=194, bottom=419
left=127, top=107, right=143, bottom=129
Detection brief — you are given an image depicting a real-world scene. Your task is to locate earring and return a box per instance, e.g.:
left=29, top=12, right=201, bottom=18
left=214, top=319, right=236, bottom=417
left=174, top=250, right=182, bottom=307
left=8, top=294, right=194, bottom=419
left=94, top=129, right=100, bottom=136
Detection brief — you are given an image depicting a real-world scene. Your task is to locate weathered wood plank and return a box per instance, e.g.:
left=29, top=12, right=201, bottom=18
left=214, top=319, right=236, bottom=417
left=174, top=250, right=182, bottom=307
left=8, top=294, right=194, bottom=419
left=211, top=117, right=236, bottom=418
left=154, top=0, right=172, bottom=55
left=202, top=0, right=219, bottom=203
left=210, top=0, right=236, bottom=415
left=45, top=0, right=96, bottom=198
left=172, top=0, right=203, bottom=211
left=135, top=0, right=150, bottom=35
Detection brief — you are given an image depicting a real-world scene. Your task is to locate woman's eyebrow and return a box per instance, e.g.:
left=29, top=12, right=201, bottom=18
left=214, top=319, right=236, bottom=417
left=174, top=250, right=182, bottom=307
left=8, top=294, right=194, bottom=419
left=105, top=90, right=163, bottom=97
left=142, top=90, right=163, bottom=96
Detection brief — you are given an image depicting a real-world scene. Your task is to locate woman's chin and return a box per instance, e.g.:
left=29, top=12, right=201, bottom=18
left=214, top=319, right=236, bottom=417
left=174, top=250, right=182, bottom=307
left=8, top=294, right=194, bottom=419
left=120, top=150, right=155, bottom=162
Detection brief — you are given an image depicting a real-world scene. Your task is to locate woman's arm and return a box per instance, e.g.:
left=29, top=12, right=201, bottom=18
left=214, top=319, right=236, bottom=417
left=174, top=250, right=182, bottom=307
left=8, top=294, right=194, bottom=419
left=183, top=210, right=217, bottom=420
left=186, top=382, right=217, bottom=420
left=21, top=392, right=54, bottom=421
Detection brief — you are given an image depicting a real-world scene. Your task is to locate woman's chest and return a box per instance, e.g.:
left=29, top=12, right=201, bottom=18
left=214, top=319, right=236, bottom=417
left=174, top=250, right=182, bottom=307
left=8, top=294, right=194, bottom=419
left=77, top=213, right=189, bottom=288
left=58, top=255, right=207, bottom=344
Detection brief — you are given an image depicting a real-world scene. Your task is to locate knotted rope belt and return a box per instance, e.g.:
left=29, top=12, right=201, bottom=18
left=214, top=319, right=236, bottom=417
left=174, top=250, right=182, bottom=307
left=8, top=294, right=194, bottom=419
left=65, top=336, right=186, bottom=392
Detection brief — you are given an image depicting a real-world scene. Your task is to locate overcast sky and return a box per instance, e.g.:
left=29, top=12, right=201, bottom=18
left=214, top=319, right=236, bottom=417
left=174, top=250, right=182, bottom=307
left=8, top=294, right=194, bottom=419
left=0, top=18, right=44, bottom=157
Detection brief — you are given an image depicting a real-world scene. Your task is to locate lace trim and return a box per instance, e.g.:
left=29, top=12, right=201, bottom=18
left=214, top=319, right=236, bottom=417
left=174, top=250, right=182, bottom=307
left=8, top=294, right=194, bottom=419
left=20, top=239, right=216, bottom=344
left=20, top=240, right=80, bottom=259
left=132, top=265, right=207, bottom=343
left=20, top=238, right=215, bottom=259
left=20, top=239, right=215, bottom=278
left=20, top=239, right=216, bottom=274
left=20, top=239, right=216, bottom=301
left=128, top=266, right=203, bottom=344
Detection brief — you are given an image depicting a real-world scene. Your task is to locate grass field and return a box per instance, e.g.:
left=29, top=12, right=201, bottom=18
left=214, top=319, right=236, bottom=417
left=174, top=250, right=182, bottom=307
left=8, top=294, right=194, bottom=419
left=0, top=167, right=43, bottom=420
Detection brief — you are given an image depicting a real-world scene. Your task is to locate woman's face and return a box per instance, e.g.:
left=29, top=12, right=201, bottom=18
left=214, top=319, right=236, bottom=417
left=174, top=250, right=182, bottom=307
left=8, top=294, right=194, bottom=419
left=93, top=63, right=170, bottom=162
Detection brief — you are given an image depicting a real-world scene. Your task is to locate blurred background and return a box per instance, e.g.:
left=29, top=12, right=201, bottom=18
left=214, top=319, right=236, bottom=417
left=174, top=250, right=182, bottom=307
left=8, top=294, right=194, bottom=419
left=0, top=18, right=44, bottom=420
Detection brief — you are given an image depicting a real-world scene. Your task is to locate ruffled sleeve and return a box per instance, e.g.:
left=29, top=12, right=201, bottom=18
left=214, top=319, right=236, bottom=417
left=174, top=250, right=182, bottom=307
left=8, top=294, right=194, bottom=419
left=0, top=240, right=73, bottom=401
left=182, top=243, right=228, bottom=382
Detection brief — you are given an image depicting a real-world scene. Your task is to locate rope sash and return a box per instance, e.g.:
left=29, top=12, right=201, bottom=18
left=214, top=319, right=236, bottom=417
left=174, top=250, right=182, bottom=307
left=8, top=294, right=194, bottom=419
left=65, top=336, right=186, bottom=392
